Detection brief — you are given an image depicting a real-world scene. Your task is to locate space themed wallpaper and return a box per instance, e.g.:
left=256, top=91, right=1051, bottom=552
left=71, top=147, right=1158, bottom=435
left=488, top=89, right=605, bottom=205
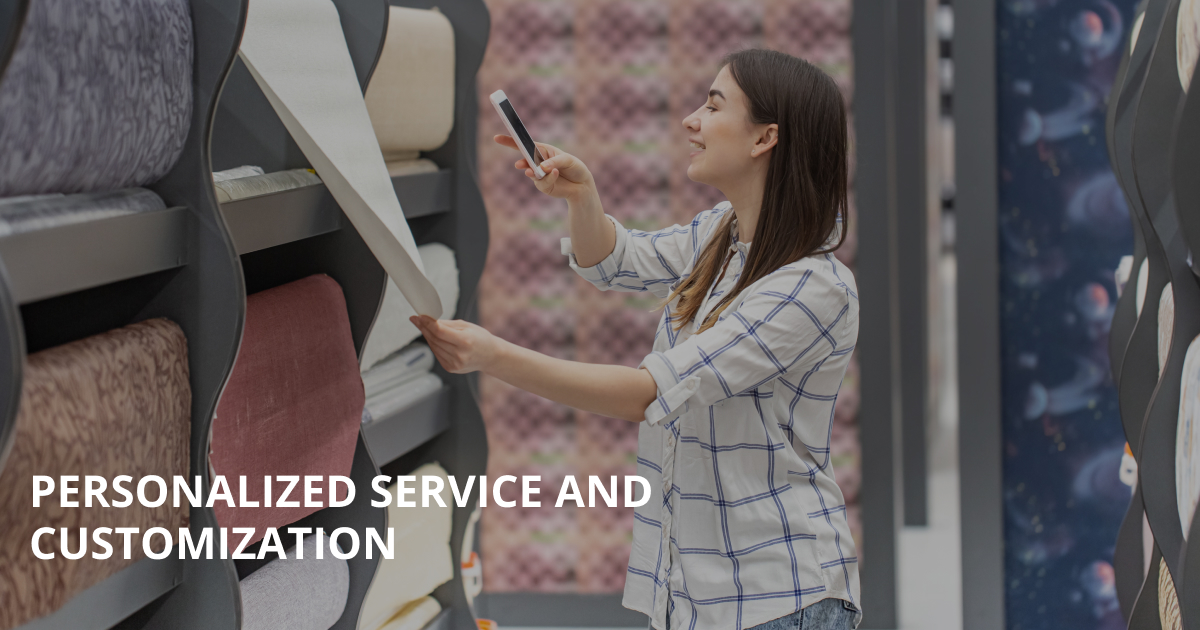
left=996, top=1, right=1136, bottom=628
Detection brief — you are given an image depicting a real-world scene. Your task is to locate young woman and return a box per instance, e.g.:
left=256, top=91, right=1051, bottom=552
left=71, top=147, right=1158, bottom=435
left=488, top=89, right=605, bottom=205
left=411, top=49, right=860, bottom=630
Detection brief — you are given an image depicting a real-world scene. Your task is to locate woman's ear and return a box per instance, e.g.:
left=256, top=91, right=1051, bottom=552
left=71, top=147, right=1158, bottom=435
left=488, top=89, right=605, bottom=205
left=750, top=123, right=779, bottom=158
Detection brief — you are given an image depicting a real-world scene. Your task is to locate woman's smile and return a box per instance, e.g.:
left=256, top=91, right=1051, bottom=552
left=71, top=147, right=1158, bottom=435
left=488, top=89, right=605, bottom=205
left=689, top=139, right=705, bottom=157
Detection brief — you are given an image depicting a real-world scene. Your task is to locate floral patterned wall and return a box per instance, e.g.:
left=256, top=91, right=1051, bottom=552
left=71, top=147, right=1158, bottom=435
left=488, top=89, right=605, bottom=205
left=474, top=0, right=858, bottom=593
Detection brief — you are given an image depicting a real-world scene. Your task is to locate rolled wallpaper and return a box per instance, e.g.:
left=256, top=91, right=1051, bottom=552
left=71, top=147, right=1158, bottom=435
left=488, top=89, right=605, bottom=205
left=0, top=188, right=166, bottom=237
left=240, top=535, right=350, bottom=630
left=237, top=0, right=441, bottom=317
left=214, top=168, right=323, bottom=203
left=362, top=243, right=459, bottom=372
left=364, top=7, right=456, bottom=161
left=363, top=373, right=444, bottom=425
left=1178, top=335, right=1200, bottom=537
left=0, top=0, right=192, bottom=196
left=0, top=319, right=190, bottom=629
left=363, top=343, right=435, bottom=396
left=210, top=275, right=364, bottom=544
left=374, top=596, right=442, bottom=630
left=358, top=463, right=454, bottom=630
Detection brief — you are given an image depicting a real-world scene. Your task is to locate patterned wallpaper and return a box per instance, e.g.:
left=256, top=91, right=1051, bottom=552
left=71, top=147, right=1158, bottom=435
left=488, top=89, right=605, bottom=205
left=474, top=0, right=857, bottom=594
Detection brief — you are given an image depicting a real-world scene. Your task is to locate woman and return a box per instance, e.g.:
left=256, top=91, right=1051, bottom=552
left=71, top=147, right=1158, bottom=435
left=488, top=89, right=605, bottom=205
left=412, top=49, right=860, bottom=630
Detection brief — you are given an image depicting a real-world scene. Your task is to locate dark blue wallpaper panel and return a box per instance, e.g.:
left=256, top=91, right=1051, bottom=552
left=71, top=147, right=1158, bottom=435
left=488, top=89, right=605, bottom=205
left=996, top=2, right=1137, bottom=629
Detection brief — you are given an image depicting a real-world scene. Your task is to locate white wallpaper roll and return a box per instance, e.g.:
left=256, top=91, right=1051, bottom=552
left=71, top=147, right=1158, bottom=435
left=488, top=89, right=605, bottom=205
left=362, top=243, right=459, bottom=372
left=238, top=0, right=441, bottom=317
left=241, top=535, right=350, bottom=630
left=365, top=7, right=456, bottom=159
left=358, top=463, right=454, bottom=630
left=1177, top=335, right=1200, bottom=538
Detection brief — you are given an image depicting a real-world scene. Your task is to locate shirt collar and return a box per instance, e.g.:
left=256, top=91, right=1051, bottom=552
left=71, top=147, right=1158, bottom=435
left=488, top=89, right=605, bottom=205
left=728, top=215, right=750, bottom=253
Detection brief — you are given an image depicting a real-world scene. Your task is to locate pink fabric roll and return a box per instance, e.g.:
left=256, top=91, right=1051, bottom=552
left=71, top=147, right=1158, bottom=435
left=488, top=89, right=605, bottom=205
left=211, top=274, right=364, bottom=544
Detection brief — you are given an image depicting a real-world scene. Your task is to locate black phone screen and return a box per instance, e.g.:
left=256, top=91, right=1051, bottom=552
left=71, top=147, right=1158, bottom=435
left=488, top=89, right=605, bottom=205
left=499, top=99, right=545, bottom=166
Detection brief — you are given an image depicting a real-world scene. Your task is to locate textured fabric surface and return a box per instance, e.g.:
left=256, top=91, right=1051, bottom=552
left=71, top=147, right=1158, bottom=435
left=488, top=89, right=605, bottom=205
left=374, top=596, right=441, bottom=630
left=214, top=168, right=322, bottom=203
left=0, top=0, right=193, bottom=196
left=0, top=318, right=191, bottom=629
left=567, top=204, right=860, bottom=630
left=1159, top=284, right=1175, bottom=375
left=240, top=534, right=350, bottom=630
left=386, top=159, right=440, bottom=178
left=362, top=373, right=443, bottom=425
left=210, top=275, right=364, bottom=544
left=0, top=188, right=166, bottom=237
left=365, top=7, right=455, bottom=158
left=362, top=243, right=459, bottom=372
left=1178, top=335, right=1200, bottom=536
left=359, top=463, right=453, bottom=630
left=1159, top=558, right=1181, bottom=630
left=212, top=165, right=266, bottom=182
left=363, top=343, right=435, bottom=397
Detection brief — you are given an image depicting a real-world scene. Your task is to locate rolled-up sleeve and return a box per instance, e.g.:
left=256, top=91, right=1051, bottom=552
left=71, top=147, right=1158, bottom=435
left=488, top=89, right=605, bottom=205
left=636, top=266, right=857, bottom=423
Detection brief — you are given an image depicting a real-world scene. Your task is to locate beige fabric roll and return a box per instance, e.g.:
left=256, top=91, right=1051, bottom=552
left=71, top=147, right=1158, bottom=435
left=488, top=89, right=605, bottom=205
left=365, top=7, right=456, bottom=160
left=374, top=596, right=441, bottom=630
left=358, top=463, right=453, bottom=630
left=386, top=159, right=440, bottom=178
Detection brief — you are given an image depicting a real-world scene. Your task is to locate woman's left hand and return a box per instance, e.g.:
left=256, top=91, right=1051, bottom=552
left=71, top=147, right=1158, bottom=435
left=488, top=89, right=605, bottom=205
left=410, top=315, right=502, bottom=374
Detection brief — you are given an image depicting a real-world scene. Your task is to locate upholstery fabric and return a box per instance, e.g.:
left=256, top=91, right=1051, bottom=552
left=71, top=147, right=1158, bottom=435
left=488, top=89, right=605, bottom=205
left=0, top=188, right=166, bottom=237
left=386, top=159, right=440, bottom=179
left=362, top=373, right=443, bottom=425
left=363, top=343, right=434, bottom=397
left=374, top=596, right=441, bottom=630
left=1159, top=284, right=1175, bottom=376
left=210, top=275, right=364, bottom=545
left=0, top=319, right=191, bottom=629
left=359, top=463, right=453, bottom=630
left=240, top=534, right=350, bottom=630
left=1160, top=558, right=1181, bottom=630
left=362, top=243, right=459, bottom=372
left=1177, top=334, right=1200, bottom=537
left=0, top=0, right=193, bottom=196
left=214, top=168, right=322, bottom=203
left=365, top=7, right=456, bottom=159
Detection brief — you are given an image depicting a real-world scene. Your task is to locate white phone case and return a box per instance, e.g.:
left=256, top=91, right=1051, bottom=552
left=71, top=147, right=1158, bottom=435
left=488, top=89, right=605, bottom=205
left=490, top=90, right=546, bottom=179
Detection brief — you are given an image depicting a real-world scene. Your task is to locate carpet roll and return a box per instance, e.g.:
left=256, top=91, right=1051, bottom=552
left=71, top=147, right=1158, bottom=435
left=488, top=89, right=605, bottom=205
left=0, top=319, right=191, bottom=629
left=240, top=535, right=350, bottom=630
left=0, top=188, right=167, bottom=237
left=362, top=244, right=459, bottom=372
left=210, top=275, right=364, bottom=545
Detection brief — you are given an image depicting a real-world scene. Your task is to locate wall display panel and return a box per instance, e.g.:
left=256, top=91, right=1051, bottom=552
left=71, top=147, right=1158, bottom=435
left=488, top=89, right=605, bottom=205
left=994, top=2, right=1136, bottom=628
left=475, top=0, right=857, bottom=595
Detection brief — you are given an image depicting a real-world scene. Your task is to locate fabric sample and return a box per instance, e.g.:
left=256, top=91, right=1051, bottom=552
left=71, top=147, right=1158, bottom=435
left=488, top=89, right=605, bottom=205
left=363, top=373, right=444, bottom=425
left=359, top=463, right=454, bottom=630
left=212, top=165, right=266, bottom=182
left=363, top=343, right=435, bottom=396
left=237, top=0, right=440, bottom=317
left=386, top=159, right=440, bottom=179
left=365, top=7, right=456, bottom=160
left=362, top=243, right=459, bottom=371
left=374, top=596, right=441, bottom=630
left=0, top=0, right=193, bottom=196
left=1177, top=334, right=1200, bottom=537
left=0, top=319, right=190, bottom=629
left=0, top=188, right=166, bottom=237
left=240, top=535, right=350, bottom=630
left=210, top=275, right=364, bottom=544
left=1160, top=558, right=1182, bottom=630
left=214, top=168, right=322, bottom=203
left=1180, top=0, right=1200, bottom=92
left=1159, top=283, right=1175, bottom=376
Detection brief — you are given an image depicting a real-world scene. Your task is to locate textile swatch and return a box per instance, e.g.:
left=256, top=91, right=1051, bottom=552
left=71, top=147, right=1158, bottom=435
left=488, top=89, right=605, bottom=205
left=241, top=535, right=350, bottom=630
left=0, top=318, right=191, bottom=629
left=362, top=373, right=444, bottom=425
left=1178, top=334, right=1200, bottom=537
left=0, top=0, right=193, bottom=196
left=363, top=343, right=435, bottom=396
left=210, top=275, right=364, bottom=544
left=0, top=188, right=166, bottom=237
left=362, top=243, right=459, bottom=372
left=373, top=596, right=441, bottom=630
left=386, top=159, right=440, bottom=179
left=359, top=463, right=453, bottom=630
left=214, top=168, right=322, bottom=203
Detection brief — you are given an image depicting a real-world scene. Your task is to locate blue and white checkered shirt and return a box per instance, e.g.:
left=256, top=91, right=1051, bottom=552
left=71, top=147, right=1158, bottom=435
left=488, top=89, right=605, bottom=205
left=563, top=203, right=861, bottom=630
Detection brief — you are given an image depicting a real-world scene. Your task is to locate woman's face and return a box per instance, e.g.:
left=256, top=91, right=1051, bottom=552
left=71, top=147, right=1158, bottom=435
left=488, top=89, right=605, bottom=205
left=682, top=66, right=769, bottom=190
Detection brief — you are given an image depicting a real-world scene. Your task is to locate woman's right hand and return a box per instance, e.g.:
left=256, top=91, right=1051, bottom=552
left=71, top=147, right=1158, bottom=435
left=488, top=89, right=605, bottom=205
left=494, top=135, right=596, bottom=203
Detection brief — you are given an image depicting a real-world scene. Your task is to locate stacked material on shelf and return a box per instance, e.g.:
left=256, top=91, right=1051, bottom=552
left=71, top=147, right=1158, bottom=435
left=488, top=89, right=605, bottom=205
left=210, top=274, right=364, bottom=545
left=374, top=596, right=441, bottom=630
left=240, top=535, right=350, bottom=630
left=0, top=319, right=191, bottom=629
left=364, top=6, right=455, bottom=174
left=0, top=188, right=167, bottom=236
left=359, top=463, right=454, bottom=630
left=211, top=165, right=323, bottom=203
left=361, top=342, right=442, bottom=424
left=1178, top=335, right=1200, bottom=537
left=362, top=243, right=459, bottom=372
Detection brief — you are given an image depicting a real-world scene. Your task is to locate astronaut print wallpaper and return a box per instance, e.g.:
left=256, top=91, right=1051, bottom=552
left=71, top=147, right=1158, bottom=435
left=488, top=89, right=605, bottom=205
left=995, top=1, right=1136, bottom=628
left=473, top=0, right=858, bottom=594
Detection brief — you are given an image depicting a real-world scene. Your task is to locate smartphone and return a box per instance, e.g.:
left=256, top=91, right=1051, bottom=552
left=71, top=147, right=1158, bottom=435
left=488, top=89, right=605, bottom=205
left=490, top=90, right=547, bottom=179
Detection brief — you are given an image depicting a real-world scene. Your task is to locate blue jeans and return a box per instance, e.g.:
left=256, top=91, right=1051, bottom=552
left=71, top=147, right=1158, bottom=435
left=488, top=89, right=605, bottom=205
left=657, top=599, right=858, bottom=630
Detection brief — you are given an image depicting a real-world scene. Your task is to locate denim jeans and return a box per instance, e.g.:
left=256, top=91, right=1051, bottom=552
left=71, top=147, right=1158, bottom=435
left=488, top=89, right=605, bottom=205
left=656, top=599, right=858, bottom=630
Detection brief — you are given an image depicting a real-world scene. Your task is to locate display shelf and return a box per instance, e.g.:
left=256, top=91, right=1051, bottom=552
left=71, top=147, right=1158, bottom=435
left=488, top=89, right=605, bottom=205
left=363, top=385, right=451, bottom=466
left=17, top=556, right=183, bottom=630
left=219, top=170, right=453, bottom=255
left=0, top=207, right=189, bottom=304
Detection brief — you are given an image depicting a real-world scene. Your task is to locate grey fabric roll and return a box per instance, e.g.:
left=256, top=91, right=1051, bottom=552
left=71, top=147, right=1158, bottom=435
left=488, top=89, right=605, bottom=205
left=362, top=343, right=435, bottom=397
left=214, top=168, right=322, bottom=203
left=212, top=165, right=266, bottom=183
left=363, top=372, right=443, bottom=424
left=240, top=535, right=350, bottom=630
left=0, top=188, right=167, bottom=237
left=0, top=0, right=193, bottom=196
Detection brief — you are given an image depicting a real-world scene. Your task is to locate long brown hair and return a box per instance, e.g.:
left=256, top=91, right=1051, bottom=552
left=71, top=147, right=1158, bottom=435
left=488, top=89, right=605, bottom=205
left=666, top=49, right=849, bottom=333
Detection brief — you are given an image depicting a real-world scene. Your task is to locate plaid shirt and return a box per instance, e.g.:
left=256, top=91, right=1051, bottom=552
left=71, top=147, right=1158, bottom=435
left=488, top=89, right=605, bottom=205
left=563, top=203, right=861, bottom=630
